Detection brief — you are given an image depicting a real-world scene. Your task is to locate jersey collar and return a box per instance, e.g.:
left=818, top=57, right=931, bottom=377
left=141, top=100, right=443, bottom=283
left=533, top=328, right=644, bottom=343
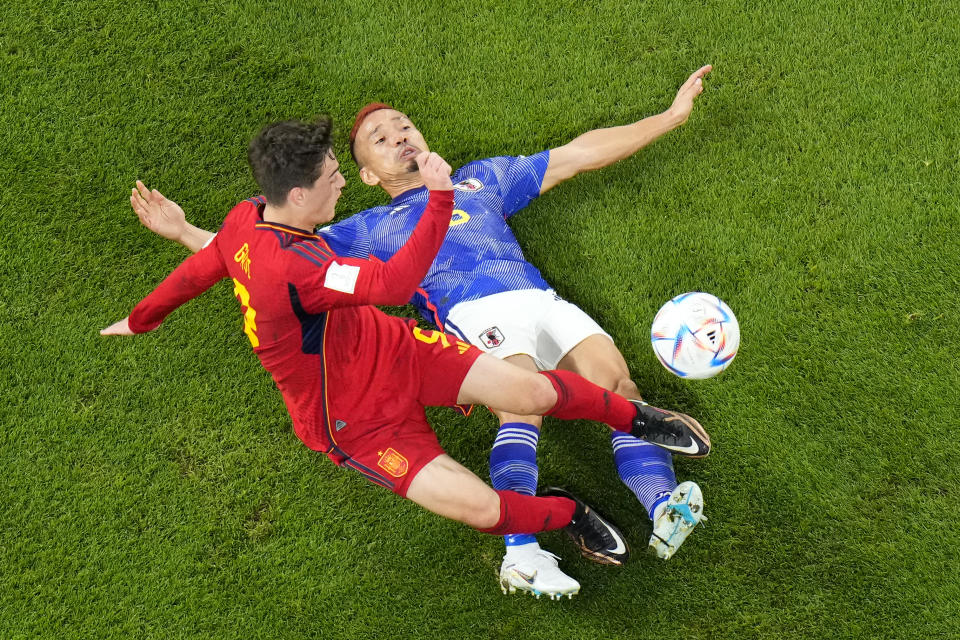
left=255, top=219, right=321, bottom=239
left=250, top=200, right=321, bottom=239
left=391, top=185, right=428, bottom=205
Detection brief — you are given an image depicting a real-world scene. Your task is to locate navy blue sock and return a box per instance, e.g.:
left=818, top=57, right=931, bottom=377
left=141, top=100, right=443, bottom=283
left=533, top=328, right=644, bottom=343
left=611, top=431, right=677, bottom=520
left=489, top=422, right=540, bottom=548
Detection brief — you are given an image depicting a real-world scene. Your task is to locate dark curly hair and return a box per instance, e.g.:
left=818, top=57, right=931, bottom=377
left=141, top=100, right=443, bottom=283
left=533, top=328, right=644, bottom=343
left=247, top=117, right=334, bottom=205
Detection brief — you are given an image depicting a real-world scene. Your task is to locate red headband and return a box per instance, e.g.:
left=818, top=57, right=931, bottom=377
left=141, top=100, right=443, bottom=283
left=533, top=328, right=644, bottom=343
left=350, top=102, right=393, bottom=143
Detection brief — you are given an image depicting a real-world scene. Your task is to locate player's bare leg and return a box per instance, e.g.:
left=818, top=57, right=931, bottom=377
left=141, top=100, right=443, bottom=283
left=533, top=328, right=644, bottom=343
left=556, top=334, right=641, bottom=400
left=405, top=454, right=502, bottom=528
left=557, top=334, right=707, bottom=559
left=490, top=353, right=544, bottom=429
left=455, top=353, right=557, bottom=414
left=457, top=353, right=709, bottom=456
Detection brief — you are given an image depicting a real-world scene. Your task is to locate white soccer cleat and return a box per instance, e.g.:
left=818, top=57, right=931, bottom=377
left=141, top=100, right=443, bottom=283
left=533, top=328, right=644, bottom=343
left=499, top=550, right=581, bottom=600
left=648, top=480, right=706, bottom=560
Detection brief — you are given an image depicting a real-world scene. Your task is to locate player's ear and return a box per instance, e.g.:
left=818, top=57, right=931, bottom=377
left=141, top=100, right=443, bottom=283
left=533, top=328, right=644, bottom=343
left=358, top=165, right=381, bottom=187
left=287, top=186, right=306, bottom=207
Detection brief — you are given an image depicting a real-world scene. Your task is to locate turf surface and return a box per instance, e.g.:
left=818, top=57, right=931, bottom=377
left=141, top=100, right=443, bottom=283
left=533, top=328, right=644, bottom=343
left=2, top=0, right=958, bottom=638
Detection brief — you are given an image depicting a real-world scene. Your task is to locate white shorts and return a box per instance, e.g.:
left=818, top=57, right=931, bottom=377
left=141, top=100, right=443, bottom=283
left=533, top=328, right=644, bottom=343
left=444, top=289, right=611, bottom=370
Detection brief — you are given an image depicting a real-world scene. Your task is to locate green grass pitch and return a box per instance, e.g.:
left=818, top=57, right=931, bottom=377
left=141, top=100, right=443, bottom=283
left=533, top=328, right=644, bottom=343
left=1, top=0, right=958, bottom=638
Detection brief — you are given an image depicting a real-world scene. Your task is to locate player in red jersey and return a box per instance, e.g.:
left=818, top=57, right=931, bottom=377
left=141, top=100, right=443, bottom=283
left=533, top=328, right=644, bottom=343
left=102, top=118, right=706, bottom=588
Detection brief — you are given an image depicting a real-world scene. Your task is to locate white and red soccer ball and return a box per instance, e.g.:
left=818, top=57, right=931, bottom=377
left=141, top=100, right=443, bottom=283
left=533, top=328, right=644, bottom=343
left=651, top=292, right=740, bottom=379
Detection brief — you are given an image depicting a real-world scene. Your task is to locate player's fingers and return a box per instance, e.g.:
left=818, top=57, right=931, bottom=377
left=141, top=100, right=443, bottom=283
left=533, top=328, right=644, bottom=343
left=420, top=152, right=441, bottom=176
left=684, top=65, right=711, bottom=90
left=131, top=190, right=149, bottom=218
left=414, top=151, right=430, bottom=169
left=135, top=180, right=150, bottom=199
left=428, top=152, right=451, bottom=175
left=100, top=317, right=132, bottom=336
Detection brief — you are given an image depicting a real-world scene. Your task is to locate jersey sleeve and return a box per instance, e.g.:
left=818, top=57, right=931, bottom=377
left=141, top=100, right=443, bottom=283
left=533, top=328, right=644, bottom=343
left=128, top=235, right=229, bottom=333
left=292, top=190, right=454, bottom=312
left=490, top=150, right=550, bottom=219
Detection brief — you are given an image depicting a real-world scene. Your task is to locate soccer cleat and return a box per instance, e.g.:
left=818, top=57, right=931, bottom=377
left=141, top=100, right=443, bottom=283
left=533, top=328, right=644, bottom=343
left=539, top=487, right=629, bottom=565
left=648, top=481, right=706, bottom=560
left=629, top=400, right=711, bottom=458
left=499, top=550, right=581, bottom=600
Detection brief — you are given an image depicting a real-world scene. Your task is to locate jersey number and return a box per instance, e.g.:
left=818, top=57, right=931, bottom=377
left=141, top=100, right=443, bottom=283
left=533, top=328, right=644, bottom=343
left=412, top=327, right=472, bottom=354
left=232, top=278, right=260, bottom=348
left=449, top=209, right=471, bottom=227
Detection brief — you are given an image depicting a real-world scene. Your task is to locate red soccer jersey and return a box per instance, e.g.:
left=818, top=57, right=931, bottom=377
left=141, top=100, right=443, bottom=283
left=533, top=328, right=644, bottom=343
left=128, top=191, right=456, bottom=453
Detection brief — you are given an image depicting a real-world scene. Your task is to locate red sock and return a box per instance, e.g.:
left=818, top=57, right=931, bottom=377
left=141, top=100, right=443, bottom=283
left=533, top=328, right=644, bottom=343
left=539, top=370, right=635, bottom=431
left=476, top=490, right=576, bottom=536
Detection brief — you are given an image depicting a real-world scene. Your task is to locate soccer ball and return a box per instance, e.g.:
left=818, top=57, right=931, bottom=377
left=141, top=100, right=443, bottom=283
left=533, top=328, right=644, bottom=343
left=650, top=292, right=740, bottom=379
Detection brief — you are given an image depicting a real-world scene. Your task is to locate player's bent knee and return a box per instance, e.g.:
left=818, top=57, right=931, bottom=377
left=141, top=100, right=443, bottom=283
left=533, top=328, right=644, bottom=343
left=511, top=373, right=554, bottom=416
left=466, top=491, right=504, bottom=529
left=408, top=456, right=504, bottom=528
left=446, top=485, right=501, bottom=529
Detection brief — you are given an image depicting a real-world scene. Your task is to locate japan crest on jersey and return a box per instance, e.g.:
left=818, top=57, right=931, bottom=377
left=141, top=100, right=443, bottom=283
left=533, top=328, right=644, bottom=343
left=480, top=326, right=505, bottom=348
left=453, top=178, right=484, bottom=192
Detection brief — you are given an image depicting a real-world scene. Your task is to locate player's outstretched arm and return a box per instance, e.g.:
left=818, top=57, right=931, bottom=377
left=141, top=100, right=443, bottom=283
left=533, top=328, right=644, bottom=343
left=99, top=238, right=229, bottom=337
left=131, top=180, right=215, bottom=254
left=540, top=64, right=712, bottom=194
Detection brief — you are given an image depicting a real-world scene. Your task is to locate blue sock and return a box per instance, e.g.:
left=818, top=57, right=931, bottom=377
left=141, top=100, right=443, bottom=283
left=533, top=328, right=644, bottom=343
left=611, top=431, right=677, bottom=520
left=490, top=422, right=540, bottom=548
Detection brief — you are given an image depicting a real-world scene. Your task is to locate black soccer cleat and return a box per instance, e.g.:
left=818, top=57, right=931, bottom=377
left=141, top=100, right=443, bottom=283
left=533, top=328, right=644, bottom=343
left=630, top=400, right=711, bottom=458
left=540, top=487, right=629, bottom=566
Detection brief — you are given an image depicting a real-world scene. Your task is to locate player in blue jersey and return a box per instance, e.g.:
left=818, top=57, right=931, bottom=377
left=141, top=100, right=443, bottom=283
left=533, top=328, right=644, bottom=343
left=132, top=65, right=713, bottom=599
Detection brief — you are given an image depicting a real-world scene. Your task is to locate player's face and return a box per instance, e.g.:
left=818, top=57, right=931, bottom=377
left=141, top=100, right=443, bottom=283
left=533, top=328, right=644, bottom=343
left=303, top=152, right=346, bottom=223
left=354, top=109, right=430, bottom=179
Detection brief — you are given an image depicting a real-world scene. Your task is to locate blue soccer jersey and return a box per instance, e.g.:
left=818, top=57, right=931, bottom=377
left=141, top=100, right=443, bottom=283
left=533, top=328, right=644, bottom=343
left=319, top=151, right=552, bottom=328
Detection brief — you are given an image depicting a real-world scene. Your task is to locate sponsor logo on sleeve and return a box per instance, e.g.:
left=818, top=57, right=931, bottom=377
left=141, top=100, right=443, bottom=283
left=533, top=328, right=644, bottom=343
left=323, top=261, right=361, bottom=294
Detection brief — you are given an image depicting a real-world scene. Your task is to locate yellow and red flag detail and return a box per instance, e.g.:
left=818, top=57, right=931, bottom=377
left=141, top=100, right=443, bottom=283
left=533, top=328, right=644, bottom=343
left=377, top=448, right=409, bottom=477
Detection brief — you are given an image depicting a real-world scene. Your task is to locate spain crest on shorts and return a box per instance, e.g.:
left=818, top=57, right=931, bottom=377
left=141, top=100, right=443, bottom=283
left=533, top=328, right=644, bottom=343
left=480, top=326, right=505, bottom=348
left=377, top=448, right=409, bottom=478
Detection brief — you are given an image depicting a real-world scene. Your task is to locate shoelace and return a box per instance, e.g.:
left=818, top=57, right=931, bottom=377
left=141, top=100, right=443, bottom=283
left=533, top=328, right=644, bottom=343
left=534, top=550, right=562, bottom=565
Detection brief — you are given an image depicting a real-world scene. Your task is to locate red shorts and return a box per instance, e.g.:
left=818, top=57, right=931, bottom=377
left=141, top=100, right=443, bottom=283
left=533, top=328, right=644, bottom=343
left=326, top=326, right=483, bottom=497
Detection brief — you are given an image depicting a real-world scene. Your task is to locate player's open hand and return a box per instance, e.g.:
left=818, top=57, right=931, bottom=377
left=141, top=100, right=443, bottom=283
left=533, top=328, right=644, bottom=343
left=415, top=152, right=453, bottom=191
left=667, top=64, right=712, bottom=126
left=100, top=317, right=134, bottom=336
left=131, top=180, right=187, bottom=242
